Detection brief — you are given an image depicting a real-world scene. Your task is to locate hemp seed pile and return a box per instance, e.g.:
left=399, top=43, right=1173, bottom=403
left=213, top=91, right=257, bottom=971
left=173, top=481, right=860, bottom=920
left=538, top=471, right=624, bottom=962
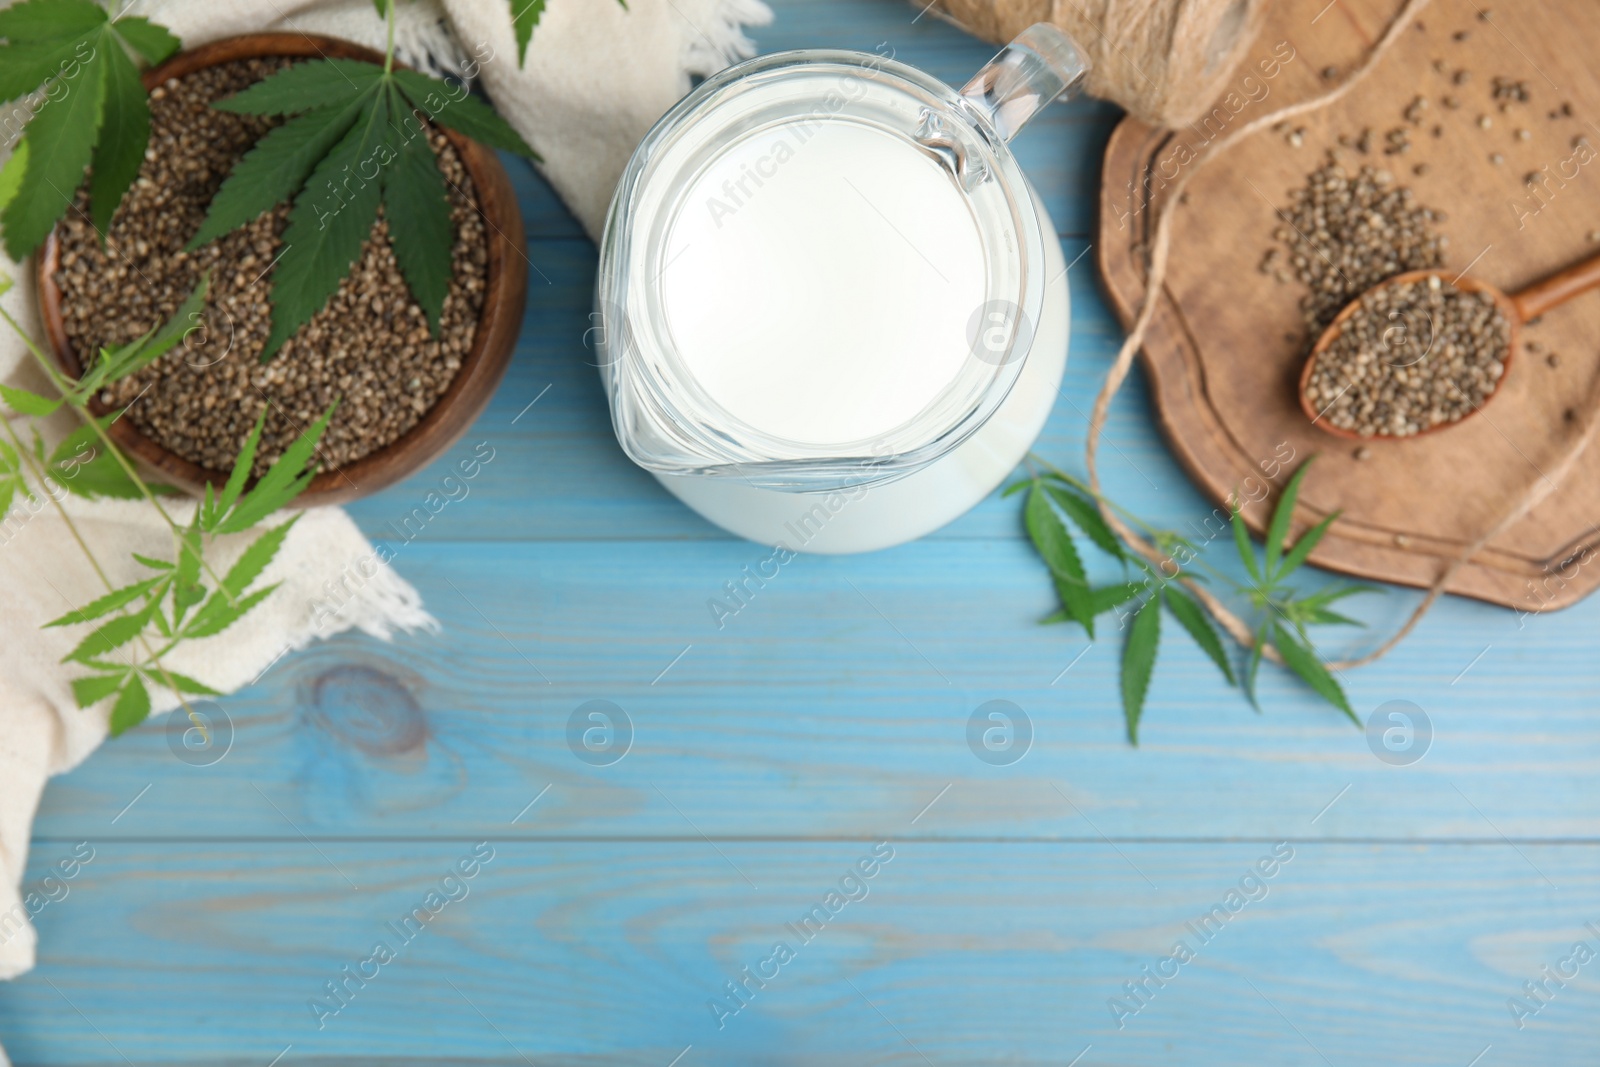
left=53, top=58, right=487, bottom=476
left=1261, top=159, right=1448, bottom=339
left=1303, top=275, right=1510, bottom=437
left=1262, top=29, right=1591, bottom=441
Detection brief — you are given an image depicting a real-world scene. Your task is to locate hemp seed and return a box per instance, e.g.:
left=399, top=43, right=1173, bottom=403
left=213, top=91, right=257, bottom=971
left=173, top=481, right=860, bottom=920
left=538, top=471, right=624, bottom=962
left=55, top=58, right=487, bottom=476
left=1271, top=160, right=1446, bottom=340
left=1301, top=275, right=1510, bottom=437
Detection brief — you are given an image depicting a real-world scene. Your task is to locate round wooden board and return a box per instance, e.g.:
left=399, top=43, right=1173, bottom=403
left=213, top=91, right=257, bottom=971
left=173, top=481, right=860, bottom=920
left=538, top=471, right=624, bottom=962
left=1097, top=0, right=1600, bottom=613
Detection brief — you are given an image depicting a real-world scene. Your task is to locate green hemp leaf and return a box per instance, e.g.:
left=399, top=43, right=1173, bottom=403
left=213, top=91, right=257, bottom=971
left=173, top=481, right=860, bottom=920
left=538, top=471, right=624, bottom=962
left=507, top=0, right=628, bottom=68
left=1018, top=455, right=1379, bottom=744
left=190, top=26, right=537, bottom=360
left=0, top=281, right=332, bottom=738
left=0, top=0, right=181, bottom=259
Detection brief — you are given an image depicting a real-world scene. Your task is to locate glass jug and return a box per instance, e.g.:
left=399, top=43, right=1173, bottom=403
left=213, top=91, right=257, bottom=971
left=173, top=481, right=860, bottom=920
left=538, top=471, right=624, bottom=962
left=595, top=26, right=1089, bottom=553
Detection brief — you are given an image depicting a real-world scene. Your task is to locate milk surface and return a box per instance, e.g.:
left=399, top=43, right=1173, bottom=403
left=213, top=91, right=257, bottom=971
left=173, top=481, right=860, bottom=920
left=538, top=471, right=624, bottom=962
left=659, top=119, right=987, bottom=447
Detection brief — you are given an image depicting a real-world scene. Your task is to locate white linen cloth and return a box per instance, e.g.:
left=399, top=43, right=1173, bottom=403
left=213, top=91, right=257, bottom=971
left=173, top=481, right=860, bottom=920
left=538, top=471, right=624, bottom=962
left=0, top=0, right=772, bottom=1050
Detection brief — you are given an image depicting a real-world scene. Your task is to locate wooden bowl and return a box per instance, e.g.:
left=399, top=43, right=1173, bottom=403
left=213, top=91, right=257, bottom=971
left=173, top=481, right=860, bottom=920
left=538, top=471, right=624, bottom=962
left=1297, top=270, right=1518, bottom=443
left=35, top=33, right=527, bottom=505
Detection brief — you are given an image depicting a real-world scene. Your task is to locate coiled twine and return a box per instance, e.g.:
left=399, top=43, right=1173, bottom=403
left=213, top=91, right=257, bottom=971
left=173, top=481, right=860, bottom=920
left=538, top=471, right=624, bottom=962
left=922, top=0, right=1271, bottom=128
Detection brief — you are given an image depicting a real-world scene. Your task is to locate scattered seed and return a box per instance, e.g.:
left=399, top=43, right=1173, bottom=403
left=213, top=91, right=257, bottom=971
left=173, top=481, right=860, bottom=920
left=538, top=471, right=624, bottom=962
left=1443, top=95, right=1461, bottom=109
left=1588, top=229, right=1600, bottom=242
left=1413, top=163, right=1430, bottom=176
left=1452, top=69, right=1471, bottom=85
left=1453, top=30, right=1471, bottom=42
left=1395, top=534, right=1413, bottom=547
left=1547, top=352, right=1562, bottom=368
left=1478, top=114, right=1493, bottom=129
left=1322, top=65, right=1339, bottom=80
left=1490, top=152, right=1505, bottom=164
left=1527, top=340, right=1543, bottom=353
left=1491, top=76, right=1531, bottom=106
left=1516, top=128, right=1531, bottom=141
left=1354, top=446, right=1372, bottom=460
left=1478, top=8, right=1492, bottom=20
left=1403, top=96, right=1429, bottom=125
left=1271, top=160, right=1447, bottom=344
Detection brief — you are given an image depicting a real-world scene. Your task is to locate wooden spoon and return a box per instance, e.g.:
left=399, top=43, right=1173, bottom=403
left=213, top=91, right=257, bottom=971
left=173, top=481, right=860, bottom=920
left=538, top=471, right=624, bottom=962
left=1299, top=252, right=1600, bottom=440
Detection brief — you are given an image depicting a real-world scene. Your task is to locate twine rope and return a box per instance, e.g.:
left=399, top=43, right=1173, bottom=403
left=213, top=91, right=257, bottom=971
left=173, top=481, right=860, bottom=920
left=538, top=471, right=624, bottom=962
left=1078, top=0, right=1600, bottom=670
left=925, top=0, right=1270, bottom=127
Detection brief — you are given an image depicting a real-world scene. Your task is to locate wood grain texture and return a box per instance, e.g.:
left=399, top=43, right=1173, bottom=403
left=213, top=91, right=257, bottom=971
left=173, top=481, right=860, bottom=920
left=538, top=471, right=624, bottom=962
left=1511, top=249, right=1600, bottom=322
left=1099, top=0, right=1600, bottom=610
left=25, top=540, right=1600, bottom=843
left=4, top=1, right=1599, bottom=1064
left=5, top=843, right=1599, bottom=1065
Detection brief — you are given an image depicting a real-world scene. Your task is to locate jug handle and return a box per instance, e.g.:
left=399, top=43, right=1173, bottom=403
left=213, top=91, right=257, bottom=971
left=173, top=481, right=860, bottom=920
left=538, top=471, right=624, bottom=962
left=960, top=24, right=1091, bottom=143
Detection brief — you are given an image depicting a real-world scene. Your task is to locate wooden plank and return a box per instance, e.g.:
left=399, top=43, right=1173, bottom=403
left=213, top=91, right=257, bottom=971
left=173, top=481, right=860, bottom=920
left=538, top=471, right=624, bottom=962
left=17, top=6, right=1595, bottom=1067
left=32, top=540, right=1600, bottom=842
left=2, top=842, right=1595, bottom=1064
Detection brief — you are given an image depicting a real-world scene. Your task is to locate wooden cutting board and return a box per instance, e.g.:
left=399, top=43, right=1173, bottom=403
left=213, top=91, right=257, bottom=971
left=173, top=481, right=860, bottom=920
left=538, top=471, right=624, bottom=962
left=1098, top=0, right=1600, bottom=611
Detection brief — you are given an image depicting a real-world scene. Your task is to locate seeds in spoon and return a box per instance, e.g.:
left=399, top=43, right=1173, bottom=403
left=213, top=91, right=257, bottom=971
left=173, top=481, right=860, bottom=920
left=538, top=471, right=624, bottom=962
left=1302, top=275, right=1511, bottom=437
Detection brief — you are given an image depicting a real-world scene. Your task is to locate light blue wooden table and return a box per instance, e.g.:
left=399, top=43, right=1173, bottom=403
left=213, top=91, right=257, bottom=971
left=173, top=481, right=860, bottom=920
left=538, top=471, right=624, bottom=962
left=4, top=1, right=1598, bottom=1063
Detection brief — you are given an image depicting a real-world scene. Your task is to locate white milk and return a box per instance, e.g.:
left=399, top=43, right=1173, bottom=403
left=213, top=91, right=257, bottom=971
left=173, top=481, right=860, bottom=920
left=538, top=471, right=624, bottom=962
left=659, top=120, right=987, bottom=446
